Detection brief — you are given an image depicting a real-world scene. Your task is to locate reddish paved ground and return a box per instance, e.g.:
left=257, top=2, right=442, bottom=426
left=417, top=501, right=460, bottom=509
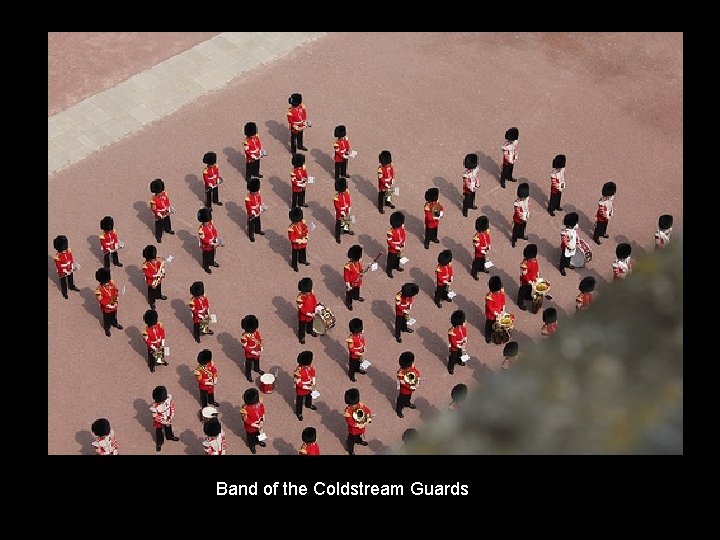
left=48, top=32, right=219, bottom=116
left=48, top=32, right=682, bottom=455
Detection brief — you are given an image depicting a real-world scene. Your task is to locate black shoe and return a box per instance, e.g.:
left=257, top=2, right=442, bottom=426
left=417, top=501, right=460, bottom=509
left=404, top=328, right=415, bottom=334
left=246, top=376, right=253, bottom=382
left=359, top=440, right=369, bottom=446
left=69, top=286, right=80, bottom=292
left=549, top=211, right=556, bottom=217
left=297, top=414, right=303, bottom=421
left=256, top=231, right=265, bottom=236
left=397, top=411, right=404, bottom=418
left=207, top=330, right=214, bottom=335
left=557, top=207, right=564, bottom=211
left=257, top=174, right=264, bottom=178
left=396, top=337, right=402, bottom=343
left=311, top=332, right=318, bottom=337
left=336, top=239, right=341, bottom=244
left=299, top=338, right=305, bottom=344
left=357, top=297, right=364, bottom=302
left=387, top=273, right=393, bottom=278
left=545, top=294, right=553, bottom=301
left=435, top=302, right=442, bottom=308
left=156, top=444, right=162, bottom=452
left=292, top=266, right=299, bottom=272
left=345, top=230, right=355, bottom=235
left=211, top=262, right=219, bottom=267
left=258, top=370, right=265, bottom=375
left=408, top=403, right=417, bottom=409
left=389, top=204, right=396, bottom=209
left=258, top=441, right=266, bottom=447
left=594, top=239, right=602, bottom=245
left=299, top=146, right=309, bottom=151
left=63, top=293, right=69, bottom=299
left=522, top=236, right=529, bottom=240
left=158, top=295, right=168, bottom=301
left=569, top=265, right=576, bottom=269
left=424, top=244, right=429, bottom=250
left=309, top=405, right=317, bottom=410
left=462, top=213, right=468, bottom=218
left=396, top=267, right=404, bottom=272
left=347, top=304, right=353, bottom=311
left=216, top=201, right=224, bottom=206
left=501, top=183, right=506, bottom=189
left=471, top=205, right=478, bottom=210
left=603, top=234, right=609, bottom=239
left=350, top=376, right=356, bottom=382
left=301, top=204, right=309, bottom=207
left=560, top=270, right=566, bottom=276
left=168, top=436, right=180, bottom=441
left=150, top=304, right=156, bottom=310
left=210, top=401, right=220, bottom=407
left=115, top=324, right=123, bottom=330
left=511, top=178, right=518, bottom=182
left=303, top=261, right=310, bottom=266
left=150, top=366, right=155, bottom=372
left=115, top=263, right=124, bottom=267
left=167, top=230, right=175, bottom=235
left=250, top=237, right=255, bottom=242
left=485, top=338, right=491, bottom=344
left=511, top=242, right=516, bottom=248
left=432, top=239, right=440, bottom=243
left=156, top=238, right=162, bottom=243
left=195, top=338, right=201, bottom=343
left=250, top=447, right=257, bottom=454
left=519, top=306, right=527, bottom=311
left=105, top=330, right=111, bottom=337
left=358, top=370, right=367, bottom=375
left=204, top=268, right=212, bottom=274
left=472, top=275, right=479, bottom=281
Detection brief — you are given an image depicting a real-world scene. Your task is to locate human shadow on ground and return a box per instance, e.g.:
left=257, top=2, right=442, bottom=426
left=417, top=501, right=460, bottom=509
left=441, top=235, right=472, bottom=273
left=307, top=200, right=335, bottom=236
left=315, top=401, right=347, bottom=445
left=132, top=398, right=156, bottom=444
left=352, top=175, right=377, bottom=207
left=272, top=296, right=298, bottom=332
left=265, top=120, right=289, bottom=152
left=177, top=229, right=203, bottom=267
left=74, top=430, right=94, bottom=455
left=222, top=146, right=245, bottom=175
left=433, top=176, right=462, bottom=212
left=273, top=437, right=297, bottom=455
left=179, top=428, right=205, bottom=455
left=371, top=299, right=395, bottom=336
left=125, top=325, right=150, bottom=369
left=310, top=148, right=335, bottom=178
left=416, top=327, right=449, bottom=368
left=184, top=173, right=205, bottom=205
left=269, top=175, right=291, bottom=208
left=409, top=267, right=436, bottom=301
left=321, top=263, right=345, bottom=299
left=133, top=200, right=154, bottom=235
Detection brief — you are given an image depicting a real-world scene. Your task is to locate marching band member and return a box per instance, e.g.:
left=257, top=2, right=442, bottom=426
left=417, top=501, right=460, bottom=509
left=240, top=314, right=264, bottom=383
left=613, top=243, right=633, bottom=281
left=344, top=244, right=365, bottom=311
left=243, top=121, right=264, bottom=182
left=53, top=235, right=80, bottom=299
left=294, top=351, right=317, bottom=421
left=501, top=341, right=519, bottom=370
left=333, top=125, right=352, bottom=181
left=547, top=154, right=566, bottom=216
left=143, top=309, right=168, bottom=372
left=91, top=418, right=118, bottom=455
left=290, top=153, right=309, bottom=209
left=287, top=93, right=309, bottom=154
left=447, top=309, right=468, bottom=375
left=395, top=282, right=419, bottom=343
left=193, top=349, right=219, bottom=409
left=500, top=127, right=519, bottom=188
left=462, top=153, right=480, bottom=217
left=396, top=351, right=420, bottom=418
left=386, top=211, right=406, bottom=278
left=150, top=385, right=180, bottom=451
left=559, top=212, right=579, bottom=277
left=346, top=318, right=367, bottom=382
left=240, top=388, right=266, bottom=454
left=99, top=216, right=123, bottom=269
left=377, top=150, right=395, bottom=214
left=593, top=181, right=616, bottom=245
left=402, top=428, right=419, bottom=446
left=344, top=388, right=372, bottom=455
left=517, top=243, right=539, bottom=311
left=434, top=249, right=454, bottom=308
left=288, top=207, right=310, bottom=272
left=471, top=215, right=491, bottom=280
left=188, top=281, right=213, bottom=343
left=297, top=277, right=318, bottom=344
left=202, top=418, right=227, bottom=455
left=245, top=177, right=265, bottom=243
left=95, top=268, right=122, bottom=337
left=541, top=308, right=559, bottom=337
left=334, top=178, right=353, bottom=244
left=299, top=426, right=320, bottom=455
left=149, top=178, right=175, bottom=243
left=197, top=207, right=221, bottom=274
left=655, top=214, right=673, bottom=249
left=142, top=244, right=167, bottom=310
left=423, top=187, right=443, bottom=249
left=484, top=276, right=506, bottom=344
left=202, top=151, right=223, bottom=208
left=511, top=182, right=530, bottom=248
left=449, top=384, right=468, bottom=410
left=576, top=276, right=596, bottom=311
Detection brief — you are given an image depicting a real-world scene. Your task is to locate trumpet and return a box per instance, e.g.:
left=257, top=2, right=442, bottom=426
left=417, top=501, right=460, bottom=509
left=431, top=202, right=444, bottom=218
left=403, top=370, right=418, bottom=388
left=352, top=407, right=371, bottom=425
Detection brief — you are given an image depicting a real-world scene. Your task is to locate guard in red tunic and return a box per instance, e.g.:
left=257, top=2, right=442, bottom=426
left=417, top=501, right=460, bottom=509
left=297, top=277, right=318, bottom=344
left=344, top=388, right=372, bottom=455
left=447, top=309, right=468, bottom=375
left=395, top=282, right=419, bottom=343
left=517, top=243, right=539, bottom=311
left=471, top=215, right=492, bottom=280
left=559, top=212, right=579, bottom=277
left=202, top=151, right=223, bottom=208
left=197, top=207, right=221, bottom=274
left=501, top=341, right=519, bottom=370
left=99, top=216, right=123, bottom=269
left=344, top=244, right=364, bottom=310
left=290, top=153, right=309, bottom=209
left=143, top=309, right=168, bottom=372
left=245, top=177, right=265, bottom=243
left=203, top=418, right=228, bottom=455
left=287, top=92, right=309, bottom=154
left=91, top=418, right=119, bottom=455
left=243, top=121, right=265, bottom=182
left=149, top=178, right=175, bottom=244
left=299, top=427, right=320, bottom=455
left=511, top=182, right=530, bottom=248
left=593, top=181, right=616, bottom=245
left=547, top=154, right=566, bottom=216
left=240, top=388, right=266, bottom=454
left=53, top=235, right=80, bottom=299
left=449, top=384, right=468, bottom=410
left=613, top=243, right=632, bottom=281
left=434, top=249, right=454, bottom=308
left=386, top=211, right=406, bottom=278
left=188, top=281, right=213, bottom=343
left=333, top=124, right=352, bottom=181
left=500, top=127, right=519, bottom=188
left=484, top=276, right=506, bottom=344
left=95, top=268, right=123, bottom=337
left=334, top=178, right=353, bottom=243
left=294, top=351, right=317, bottom=421
left=541, top=308, right=559, bottom=337
left=423, top=187, right=443, bottom=249
left=576, top=276, right=596, bottom=311
left=142, top=244, right=167, bottom=309
left=377, top=150, right=396, bottom=214
left=346, top=317, right=367, bottom=382
left=150, top=385, right=180, bottom=451
left=655, top=214, right=673, bottom=249
left=240, top=314, right=264, bottom=383
left=288, top=207, right=310, bottom=272
left=193, top=349, right=219, bottom=409
left=396, top=351, right=420, bottom=418
left=462, top=153, right=480, bottom=217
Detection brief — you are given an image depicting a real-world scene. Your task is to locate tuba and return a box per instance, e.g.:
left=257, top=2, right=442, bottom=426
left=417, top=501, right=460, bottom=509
left=352, top=406, right=370, bottom=425
left=403, top=370, right=418, bottom=389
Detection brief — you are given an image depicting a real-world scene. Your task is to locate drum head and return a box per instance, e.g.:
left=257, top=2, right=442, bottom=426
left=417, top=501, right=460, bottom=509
left=312, top=313, right=327, bottom=335
left=570, top=250, right=586, bottom=268
left=260, top=374, right=275, bottom=385
left=202, top=406, right=219, bottom=419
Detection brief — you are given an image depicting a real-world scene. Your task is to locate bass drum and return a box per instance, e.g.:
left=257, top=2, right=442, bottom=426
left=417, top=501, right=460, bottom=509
left=312, top=305, right=336, bottom=335
left=570, top=238, right=592, bottom=268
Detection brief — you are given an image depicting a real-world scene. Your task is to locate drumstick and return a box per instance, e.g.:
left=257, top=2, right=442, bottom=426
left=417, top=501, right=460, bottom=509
left=361, top=252, right=384, bottom=274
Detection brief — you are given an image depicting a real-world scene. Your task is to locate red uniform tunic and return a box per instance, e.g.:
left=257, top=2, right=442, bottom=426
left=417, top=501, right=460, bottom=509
left=95, top=281, right=119, bottom=313
left=612, top=258, right=632, bottom=280
left=198, top=222, right=219, bottom=252
left=334, top=191, right=351, bottom=220
left=550, top=168, right=565, bottom=194
left=193, top=362, right=218, bottom=392
left=513, top=198, right=529, bottom=223
left=291, top=165, right=308, bottom=193
left=143, top=258, right=164, bottom=287
left=288, top=221, right=309, bottom=250
left=387, top=226, right=406, bottom=254
left=240, top=402, right=265, bottom=433
left=397, top=366, right=420, bottom=395
left=245, top=192, right=262, bottom=219
left=299, top=442, right=320, bottom=455
left=520, top=258, right=539, bottom=285
left=143, top=322, right=166, bottom=352
left=462, top=168, right=479, bottom=195
left=485, top=289, right=506, bottom=320
left=576, top=292, right=593, bottom=310
left=150, top=395, right=175, bottom=428
left=596, top=196, right=614, bottom=222
left=297, top=292, right=318, bottom=323
left=54, top=250, right=75, bottom=277
left=395, top=293, right=414, bottom=316
left=448, top=323, right=468, bottom=351
left=294, top=365, right=316, bottom=396
left=287, top=104, right=307, bottom=133
left=150, top=192, right=172, bottom=219
left=435, top=262, right=454, bottom=287
left=334, top=137, right=351, bottom=162
left=99, top=230, right=120, bottom=254
left=378, top=164, right=394, bottom=192
left=346, top=333, right=365, bottom=360
left=243, top=134, right=263, bottom=163
left=541, top=322, right=559, bottom=337
left=203, top=164, right=219, bottom=189
left=92, top=431, right=119, bottom=455
left=344, top=260, right=363, bottom=289
left=344, top=403, right=372, bottom=435
left=501, top=140, right=518, bottom=165
left=203, top=431, right=227, bottom=455
left=240, top=330, right=263, bottom=359
left=655, top=228, right=672, bottom=249
left=424, top=202, right=442, bottom=228
left=188, top=295, right=210, bottom=323
left=473, top=230, right=491, bottom=258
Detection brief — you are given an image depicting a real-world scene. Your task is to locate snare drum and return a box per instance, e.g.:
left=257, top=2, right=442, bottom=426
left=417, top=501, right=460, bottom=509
left=259, top=374, right=276, bottom=394
left=312, top=306, right=336, bottom=335
left=570, top=238, right=592, bottom=268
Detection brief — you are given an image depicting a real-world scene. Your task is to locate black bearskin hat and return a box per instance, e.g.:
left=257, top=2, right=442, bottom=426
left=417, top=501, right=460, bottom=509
left=203, top=418, right=222, bottom=437
left=602, top=181, right=617, bottom=197
left=552, top=154, right=566, bottom=169
left=53, top=235, right=68, bottom=252
left=190, top=281, right=204, bottom=296
left=463, top=153, right=478, bottom=169
left=289, top=93, right=302, bottom=106
left=438, top=249, right=452, bottom=265
left=150, top=178, right=165, bottom=194
left=243, top=388, right=260, bottom=405
left=143, top=309, right=158, bottom=326
left=95, top=268, right=111, bottom=284
left=302, top=427, right=317, bottom=443
left=334, top=125, right=346, bottom=138
left=241, top=314, right=259, bottom=333
left=542, top=308, right=558, bottom=324
left=203, top=151, right=217, bottom=166
left=489, top=275, right=502, bottom=292
left=424, top=187, right=439, bottom=202
left=658, top=214, right=673, bottom=230
left=402, top=428, right=418, bottom=445
left=349, top=317, right=363, bottom=333
left=475, top=215, right=489, bottom=232
left=399, top=351, right=415, bottom=369
left=579, top=276, right=596, bottom=293
left=197, top=349, right=212, bottom=365
left=91, top=418, right=111, bottom=437
left=505, top=127, right=519, bottom=141
left=291, top=153, right=305, bottom=168
left=451, top=384, right=468, bottom=403
left=347, top=244, right=362, bottom=261
left=401, top=283, right=419, bottom=297
left=244, top=122, right=258, bottom=137
left=152, top=385, right=167, bottom=403
left=379, top=150, right=392, bottom=165
left=523, top=244, right=538, bottom=259
left=100, top=216, right=114, bottom=231
left=563, top=212, right=579, bottom=228
left=298, top=351, right=313, bottom=366
left=197, top=207, right=212, bottom=223
left=390, top=211, right=405, bottom=228
left=616, top=243, right=632, bottom=259
left=503, top=341, right=519, bottom=357
left=298, top=277, right=313, bottom=293
left=142, top=244, right=157, bottom=260
left=335, top=178, right=347, bottom=192
left=344, top=388, right=360, bottom=405
left=451, top=309, right=466, bottom=327
left=289, top=207, right=304, bottom=223
left=517, top=182, right=529, bottom=198
left=247, top=177, right=261, bottom=193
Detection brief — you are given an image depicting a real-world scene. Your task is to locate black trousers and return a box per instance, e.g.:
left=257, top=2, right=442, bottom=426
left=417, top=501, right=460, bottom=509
left=155, top=425, right=176, bottom=447
left=290, top=131, right=305, bottom=154
left=205, top=186, right=220, bottom=208
left=193, top=322, right=202, bottom=343
left=202, top=249, right=216, bottom=271
left=59, top=273, right=77, bottom=297
left=147, top=283, right=163, bottom=307
left=246, top=430, right=261, bottom=451
left=548, top=191, right=562, bottom=213
left=248, top=217, right=262, bottom=241
left=511, top=221, right=527, bottom=246
left=386, top=252, right=401, bottom=276
left=517, top=283, right=532, bottom=309
left=424, top=226, right=438, bottom=248
left=484, top=318, right=496, bottom=343
left=246, top=159, right=260, bottom=182
left=462, top=191, right=476, bottom=217
left=103, top=251, right=121, bottom=269
left=501, top=163, right=514, bottom=186
left=199, top=389, right=216, bottom=408
left=447, top=348, right=461, bottom=374
left=593, top=220, right=608, bottom=242
left=434, top=284, right=450, bottom=305
left=395, top=315, right=409, bottom=340
left=559, top=253, right=572, bottom=275
left=295, top=394, right=313, bottom=415
left=335, top=220, right=348, bottom=242
left=298, top=319, right=314, bottom=342
left=349, top=358, right=362, bottom=381
left=291, top=248, right=307, bottom=270
left=102, top=311, right=120, bottom=332
left=378, top=191, right=394, bottom=213
left=154, top=216, right=172, bottom=242
left=334, top=159, right=348, bottom=180
left=396, top=393, right=412, bottom=414
left=147, top=349, right=158, bottom=372
left=345, top=286, right=361, bottom=308
left=291, top=190, right=306, bottom=208
left=347, top=433, right=365, bottom=455
left=471, top=256, right=487, bottom=279
left=244, top=357, right=261, bottom=381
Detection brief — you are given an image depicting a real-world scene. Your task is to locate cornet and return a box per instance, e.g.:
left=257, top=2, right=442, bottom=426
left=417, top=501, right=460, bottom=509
left=352, top=407, right=371, bottom=425
left=403, top=370, right=418, bottom=389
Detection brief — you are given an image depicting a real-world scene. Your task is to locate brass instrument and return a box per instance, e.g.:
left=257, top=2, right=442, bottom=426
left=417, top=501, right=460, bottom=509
left=352, top=407, right=371, bottom=425
left=152, top=347, right=166, bottom=364
left=151, top=261, right=166, bottom=289
left=403, top=370, right=418, bottom=388
left=199, top=314, right=211, bottom=335
left=384, top=187, right=394, bottom=205
left=431, top=202, right=444, bottom=218
left=341, top=215, right=353, bottom=233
